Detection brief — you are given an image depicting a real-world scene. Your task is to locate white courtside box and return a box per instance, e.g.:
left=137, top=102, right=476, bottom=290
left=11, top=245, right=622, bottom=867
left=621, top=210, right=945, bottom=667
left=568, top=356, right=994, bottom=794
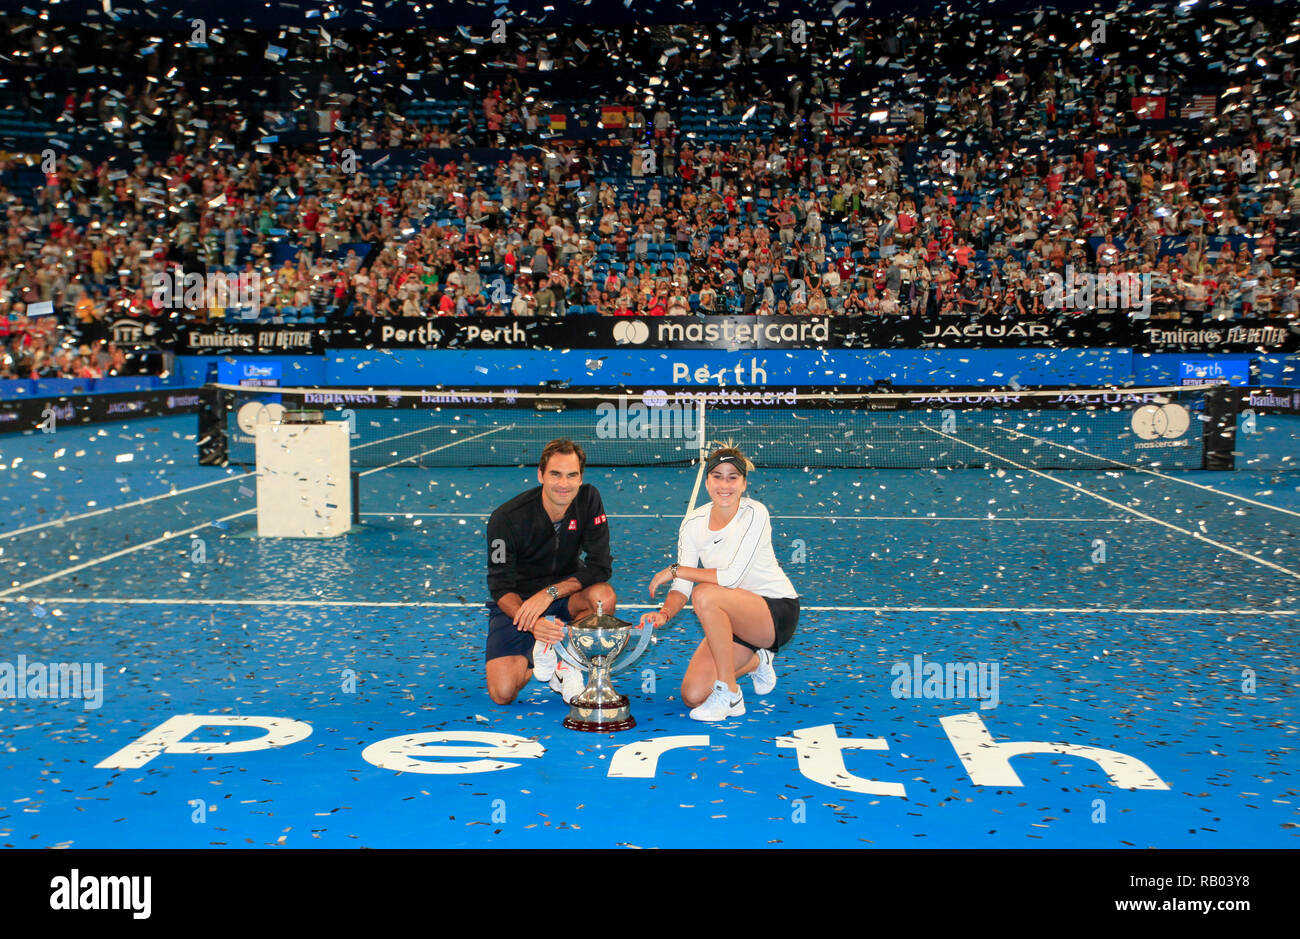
left=254, top=421, right=351, bottom=537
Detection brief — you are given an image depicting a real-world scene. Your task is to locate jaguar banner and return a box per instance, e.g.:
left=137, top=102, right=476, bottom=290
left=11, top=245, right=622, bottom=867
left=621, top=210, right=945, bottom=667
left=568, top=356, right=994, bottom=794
left=323, top=314, right=1299, bottom=352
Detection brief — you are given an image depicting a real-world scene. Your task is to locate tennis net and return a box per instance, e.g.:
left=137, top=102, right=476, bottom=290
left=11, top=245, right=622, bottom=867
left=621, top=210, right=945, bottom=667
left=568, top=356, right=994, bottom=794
left=198, top=383, right=1250, bottom=471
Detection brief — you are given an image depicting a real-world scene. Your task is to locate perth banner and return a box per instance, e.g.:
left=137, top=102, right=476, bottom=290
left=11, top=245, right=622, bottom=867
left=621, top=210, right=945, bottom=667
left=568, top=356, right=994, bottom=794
left=80, top=314, right=1299, bottom=354
left=325, top=314, right=1299, bottom=353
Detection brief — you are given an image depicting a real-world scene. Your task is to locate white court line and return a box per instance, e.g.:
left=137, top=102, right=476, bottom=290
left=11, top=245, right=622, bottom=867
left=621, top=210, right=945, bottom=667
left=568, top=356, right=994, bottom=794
left=0, top=473, right=254, bottom=541
left=984, top=422, right=1300, bottom=520
left=345, top=415, right=493, bottom=458
left=0, top=415, right=478, bottom=541
left=357, top=512, right=1151, bottom=522
left=2, top=597, right=1296, bottom=616
left=356, top=424, right=514, bottom=476
left=0, top=425, right=511, bottom=597
left=0, top=509, right=255, bottom=598
left=920, top=422, right=1300, bottom=582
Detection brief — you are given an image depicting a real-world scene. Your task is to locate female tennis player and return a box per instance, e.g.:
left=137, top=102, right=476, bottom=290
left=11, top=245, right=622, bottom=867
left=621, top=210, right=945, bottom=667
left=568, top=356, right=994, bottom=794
left=641, top=445, right=799, bottom=721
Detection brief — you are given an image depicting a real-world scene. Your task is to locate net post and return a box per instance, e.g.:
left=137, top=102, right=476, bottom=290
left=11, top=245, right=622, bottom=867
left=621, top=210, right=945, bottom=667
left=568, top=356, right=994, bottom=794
left=1201, top=383, right=1237, bottom=471
left=197, top=383, right=229, bottom=466
left=686, top=397, right=707, bottom=514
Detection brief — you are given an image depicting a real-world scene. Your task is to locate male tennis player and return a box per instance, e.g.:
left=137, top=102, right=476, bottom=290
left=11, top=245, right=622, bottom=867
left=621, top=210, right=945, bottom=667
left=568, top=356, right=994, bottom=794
left=485, top=439, right=616, bottom=705
left=641, top=445, right=799, bottom=721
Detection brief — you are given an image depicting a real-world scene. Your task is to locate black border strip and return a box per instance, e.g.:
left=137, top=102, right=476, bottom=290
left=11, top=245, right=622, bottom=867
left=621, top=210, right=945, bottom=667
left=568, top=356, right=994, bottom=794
left=0, top=389, right=203, bottom=436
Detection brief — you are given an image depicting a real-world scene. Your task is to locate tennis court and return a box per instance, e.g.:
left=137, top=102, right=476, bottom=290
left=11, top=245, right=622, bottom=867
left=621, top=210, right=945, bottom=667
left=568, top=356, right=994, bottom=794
left=1, top=397, right=1297, bottom=848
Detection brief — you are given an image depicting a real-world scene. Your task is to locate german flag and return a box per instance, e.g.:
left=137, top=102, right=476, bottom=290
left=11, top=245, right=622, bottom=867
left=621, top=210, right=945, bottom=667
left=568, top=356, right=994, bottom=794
left=549, top=113, right=568, bottom=132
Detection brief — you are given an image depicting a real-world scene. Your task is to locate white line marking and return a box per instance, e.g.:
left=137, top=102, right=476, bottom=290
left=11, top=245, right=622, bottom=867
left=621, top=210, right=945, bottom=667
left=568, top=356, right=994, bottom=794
left=345, top=416, right=483, bottom=454
left=0, top=509, right=255, bottom=598
left=0, top=421, right=507, bottom=594
left=2, top=597, right=1296, bottom=616
left=920, top=422, right=1300, bottom=582
left=0, top=414, right=481, bottom=540
left=985, top=422, right=1300, bottom=520
left=0, top=474, right=253, bottom=541
left=357, top=424, right=514, bottom=476
left=356, top=512, right=1149, bottom=522
left=212, top=381, right=1217, bottom=402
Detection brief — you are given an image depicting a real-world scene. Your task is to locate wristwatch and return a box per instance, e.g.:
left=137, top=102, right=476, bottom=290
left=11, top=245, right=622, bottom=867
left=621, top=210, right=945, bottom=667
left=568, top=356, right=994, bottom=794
left=670, top=563, right=679, bottom=580
left=546, top=585, right=559, bottom=600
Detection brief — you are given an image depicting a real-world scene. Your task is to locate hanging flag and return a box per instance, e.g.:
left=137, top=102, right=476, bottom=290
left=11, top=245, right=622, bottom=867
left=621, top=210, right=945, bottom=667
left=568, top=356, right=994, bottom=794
left=1131, top=96, right=1167, bottom=120
left=600, top=105, right=632, bottom=128
left=889, top=101, right=916, bottom=123
left=823, top=101, right=856, bottom=127
left=1183, top=94, right=1217, bottom=118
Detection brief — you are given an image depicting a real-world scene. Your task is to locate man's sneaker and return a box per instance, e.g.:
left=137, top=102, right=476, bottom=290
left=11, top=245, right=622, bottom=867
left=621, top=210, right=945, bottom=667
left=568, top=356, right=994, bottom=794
left=751, top=648, right=777, bottom=695
left=689, top=681, right=745, bottom=721
left=549, top=660, right=585, bottom=704
left=532, top=640, right=557, bottom=682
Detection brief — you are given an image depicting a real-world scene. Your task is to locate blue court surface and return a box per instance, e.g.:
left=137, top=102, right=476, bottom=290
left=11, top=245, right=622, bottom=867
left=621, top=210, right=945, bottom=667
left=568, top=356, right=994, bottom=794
left=0, top=414, right=1297, bottom=848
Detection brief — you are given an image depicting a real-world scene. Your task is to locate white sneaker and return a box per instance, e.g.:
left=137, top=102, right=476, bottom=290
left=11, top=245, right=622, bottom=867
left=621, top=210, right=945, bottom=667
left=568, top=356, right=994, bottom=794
left=751, top=648, right=777, bottom=695
left=532, top=640, right=557, bottom=682
left=689, top=680, right=745, bottom=721
left=549, top=660, right=585, bottom=704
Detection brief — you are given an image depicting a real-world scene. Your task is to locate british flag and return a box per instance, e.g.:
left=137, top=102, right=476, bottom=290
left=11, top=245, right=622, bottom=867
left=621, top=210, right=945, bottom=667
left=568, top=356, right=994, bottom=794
left=823, top=102, right=856, bottom=127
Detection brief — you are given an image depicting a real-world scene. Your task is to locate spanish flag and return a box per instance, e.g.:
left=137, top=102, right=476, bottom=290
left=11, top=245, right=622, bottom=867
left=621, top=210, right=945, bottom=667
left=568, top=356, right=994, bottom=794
left=549, top=113, right=568, bottom=132
left=600, top=105, right=631, bottom=128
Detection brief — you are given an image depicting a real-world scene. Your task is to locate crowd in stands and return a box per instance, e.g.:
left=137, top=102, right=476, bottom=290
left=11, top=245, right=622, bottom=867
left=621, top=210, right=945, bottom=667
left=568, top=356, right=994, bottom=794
left=1, top=5, right=1298, bottom=376
left=0, top=317, right=128, bottom=379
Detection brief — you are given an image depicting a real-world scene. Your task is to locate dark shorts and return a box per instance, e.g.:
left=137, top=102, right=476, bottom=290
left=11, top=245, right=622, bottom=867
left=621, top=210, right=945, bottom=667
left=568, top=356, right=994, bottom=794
left=734, top=596, right=800, bottom=655
left=485, top=597, right=573, bottom=665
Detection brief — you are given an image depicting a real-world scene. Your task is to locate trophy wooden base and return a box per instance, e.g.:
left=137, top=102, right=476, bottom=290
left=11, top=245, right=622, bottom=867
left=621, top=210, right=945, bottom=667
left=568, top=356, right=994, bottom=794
left=564, top=695, right=636, bottom=733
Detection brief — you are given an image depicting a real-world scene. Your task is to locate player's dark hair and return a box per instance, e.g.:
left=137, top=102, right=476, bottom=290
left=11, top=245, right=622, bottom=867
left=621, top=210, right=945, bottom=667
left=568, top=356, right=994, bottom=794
left=539, top=438, right=587, bottom=474
left=705, top=442, right=754, bottom=475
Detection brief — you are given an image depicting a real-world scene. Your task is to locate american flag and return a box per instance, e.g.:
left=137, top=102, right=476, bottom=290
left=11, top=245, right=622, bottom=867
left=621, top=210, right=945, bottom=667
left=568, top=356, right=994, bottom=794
left=823, top=102, right=856, bottom=127
left=1184, top=94, right=1217, bottom=119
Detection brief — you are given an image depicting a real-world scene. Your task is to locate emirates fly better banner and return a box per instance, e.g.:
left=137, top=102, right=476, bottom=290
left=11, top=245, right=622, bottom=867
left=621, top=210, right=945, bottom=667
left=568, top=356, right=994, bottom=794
left=326, top=315, right=1300, bottom=353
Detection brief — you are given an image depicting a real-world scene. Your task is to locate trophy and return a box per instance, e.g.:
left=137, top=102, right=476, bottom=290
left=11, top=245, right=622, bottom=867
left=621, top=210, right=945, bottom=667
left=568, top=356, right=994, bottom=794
left=553, top=602, right=655, bottom=732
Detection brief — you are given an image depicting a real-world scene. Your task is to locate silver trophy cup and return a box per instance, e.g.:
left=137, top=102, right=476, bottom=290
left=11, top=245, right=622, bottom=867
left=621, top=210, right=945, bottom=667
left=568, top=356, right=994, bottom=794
left=554, top=603, right=654, bottom=732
